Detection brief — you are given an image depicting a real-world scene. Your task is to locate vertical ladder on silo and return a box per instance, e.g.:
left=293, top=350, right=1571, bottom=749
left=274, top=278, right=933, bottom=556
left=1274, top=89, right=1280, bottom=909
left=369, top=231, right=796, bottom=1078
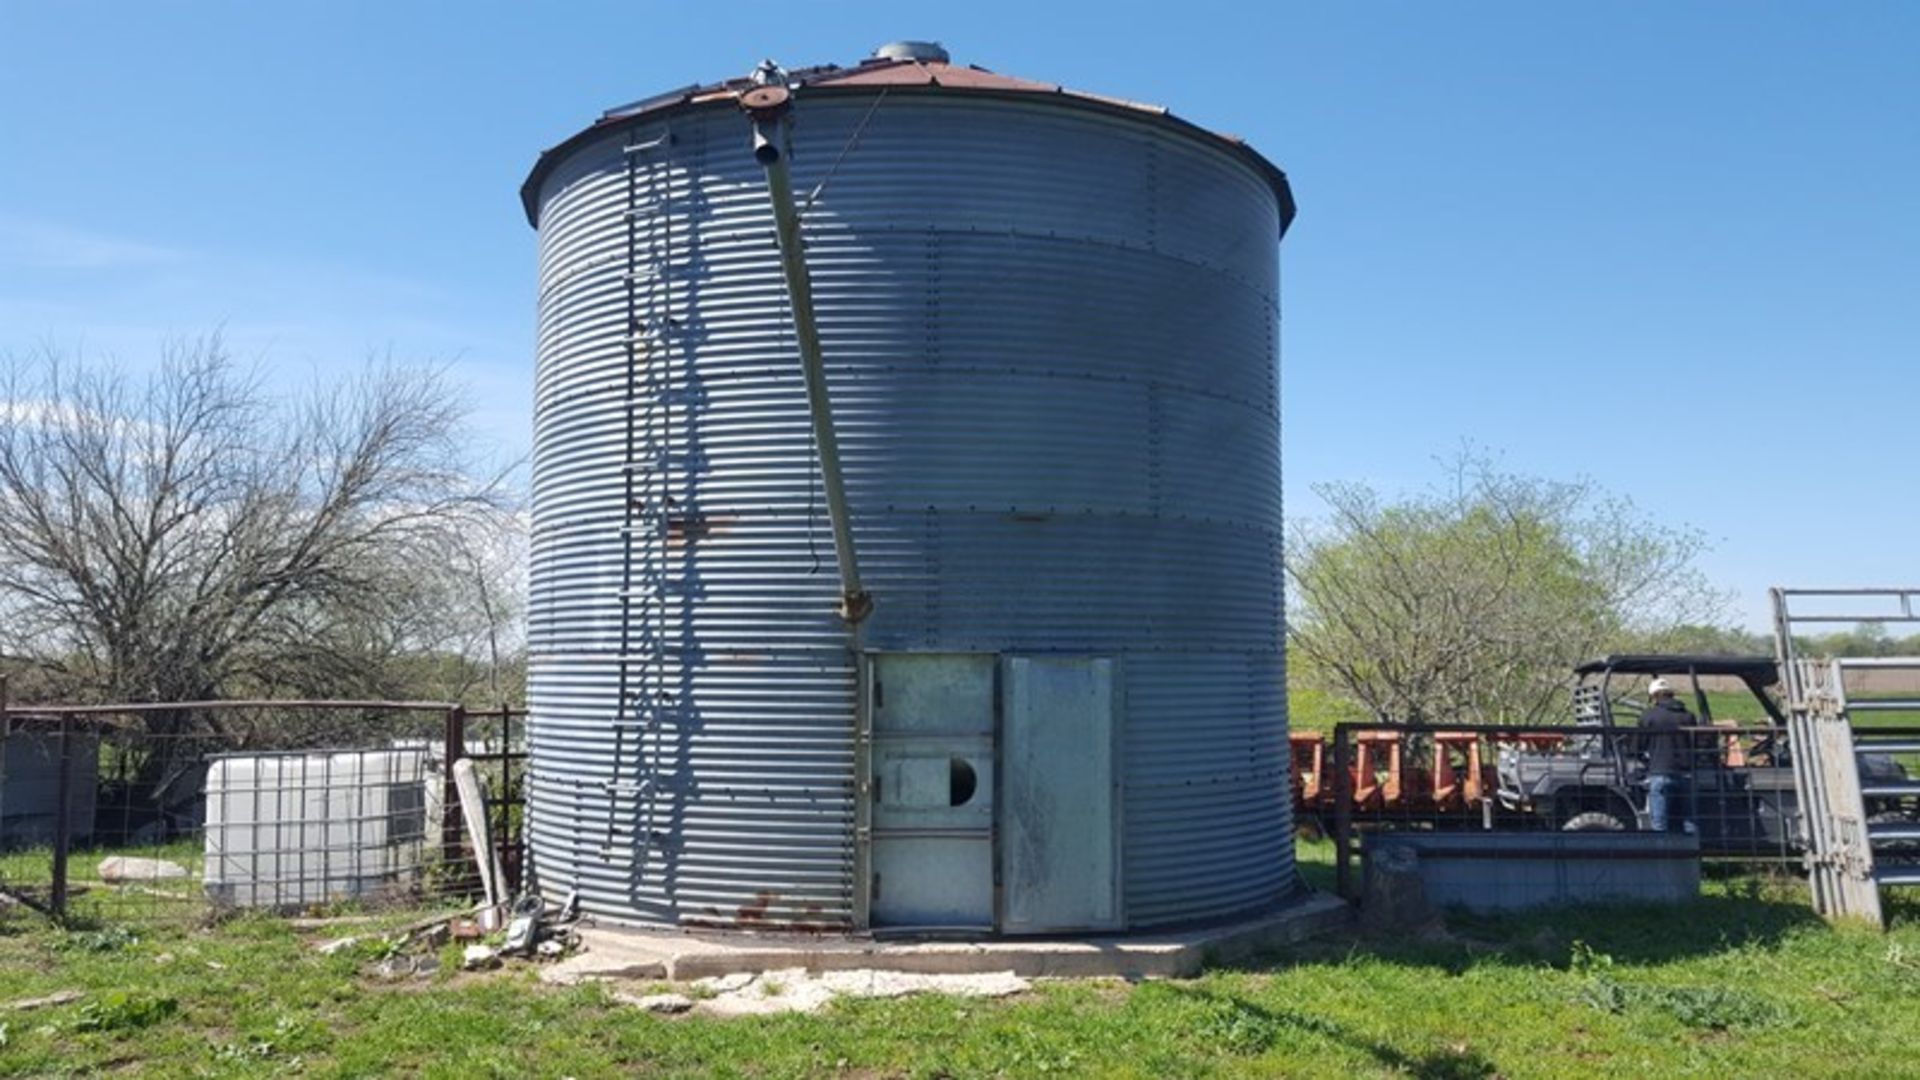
left=1789, top=657, right=1920, bottom=928
left=604, top=129, right=675, bottom=864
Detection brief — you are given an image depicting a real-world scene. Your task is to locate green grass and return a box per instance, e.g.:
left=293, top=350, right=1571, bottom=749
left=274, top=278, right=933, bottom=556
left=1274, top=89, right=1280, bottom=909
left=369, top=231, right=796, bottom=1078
left=0, top=838, right=202, bottom=887
left=1, top=834, right=472, bottom=928
left=4, top=841, right=1920, bottom=1077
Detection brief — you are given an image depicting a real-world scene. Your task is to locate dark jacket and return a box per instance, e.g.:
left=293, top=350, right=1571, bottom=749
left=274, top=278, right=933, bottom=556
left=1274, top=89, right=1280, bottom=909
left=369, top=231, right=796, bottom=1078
left=1638, top=698, right=1694, bottom=775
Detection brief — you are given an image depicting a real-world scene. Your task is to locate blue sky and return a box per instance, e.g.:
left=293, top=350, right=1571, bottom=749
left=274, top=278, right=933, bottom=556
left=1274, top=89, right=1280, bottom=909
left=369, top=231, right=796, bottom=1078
left=3, top=2, right=1915, bottom=627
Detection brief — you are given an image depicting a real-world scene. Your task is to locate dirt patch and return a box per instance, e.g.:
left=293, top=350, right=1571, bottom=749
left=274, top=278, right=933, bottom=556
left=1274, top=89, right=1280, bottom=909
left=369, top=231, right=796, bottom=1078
left=612, top=967, right=1031, bottom=1018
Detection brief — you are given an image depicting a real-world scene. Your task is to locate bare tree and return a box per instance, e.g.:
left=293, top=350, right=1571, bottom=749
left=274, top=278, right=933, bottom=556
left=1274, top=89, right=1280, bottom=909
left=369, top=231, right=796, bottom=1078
left=1287, top=455, right=1725, bottom=726
left=344, top=509, right=528, bottom=707
left=0, top=336, right=514, bottom=719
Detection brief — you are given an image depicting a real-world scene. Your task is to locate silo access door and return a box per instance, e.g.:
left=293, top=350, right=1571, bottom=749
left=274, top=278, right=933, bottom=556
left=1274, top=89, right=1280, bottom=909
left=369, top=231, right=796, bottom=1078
left=862, top=653, right=1120, bottom=933
left=865, top=653, right=997, bottom=929
left=999, top=656, right=1122, bottom=933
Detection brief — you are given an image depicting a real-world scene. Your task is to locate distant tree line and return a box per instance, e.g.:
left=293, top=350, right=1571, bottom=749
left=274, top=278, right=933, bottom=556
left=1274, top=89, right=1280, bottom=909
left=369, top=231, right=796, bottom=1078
left=1647, top=622, right=1920, bottom=661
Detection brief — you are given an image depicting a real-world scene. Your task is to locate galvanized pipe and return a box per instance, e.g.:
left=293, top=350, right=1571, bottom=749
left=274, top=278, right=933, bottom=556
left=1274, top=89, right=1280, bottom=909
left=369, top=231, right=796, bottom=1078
left=745, top=97, right=872, bottom=626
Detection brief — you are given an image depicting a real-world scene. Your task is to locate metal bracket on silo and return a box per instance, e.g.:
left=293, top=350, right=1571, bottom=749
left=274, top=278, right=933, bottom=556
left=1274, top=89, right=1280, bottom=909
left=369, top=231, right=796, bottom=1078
left=740, top=78, right=874, bottom=629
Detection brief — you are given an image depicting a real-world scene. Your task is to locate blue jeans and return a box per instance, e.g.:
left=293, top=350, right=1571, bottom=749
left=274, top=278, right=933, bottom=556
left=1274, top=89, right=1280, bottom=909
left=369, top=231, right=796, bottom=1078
left=1647, top=774, right=1687, bottom=833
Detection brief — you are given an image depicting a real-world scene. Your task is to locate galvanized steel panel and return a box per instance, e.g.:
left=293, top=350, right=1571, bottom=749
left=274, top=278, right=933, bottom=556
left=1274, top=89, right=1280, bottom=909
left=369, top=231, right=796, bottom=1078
left=867, top=653, right=995, bottom=928
left=1001, top=656, right=1122, bottom=932
left=527, top=90, right=1291, bottom=930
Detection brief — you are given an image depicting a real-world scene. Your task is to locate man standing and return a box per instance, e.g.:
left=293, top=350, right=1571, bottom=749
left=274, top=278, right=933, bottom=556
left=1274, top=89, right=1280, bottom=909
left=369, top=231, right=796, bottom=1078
left=1638, top=677, right=1695, bottom=833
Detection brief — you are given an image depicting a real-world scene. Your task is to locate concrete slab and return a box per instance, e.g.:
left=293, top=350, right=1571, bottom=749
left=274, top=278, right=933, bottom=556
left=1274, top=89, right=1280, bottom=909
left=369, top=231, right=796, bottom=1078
left=542, top=890, right=1350, bottom=985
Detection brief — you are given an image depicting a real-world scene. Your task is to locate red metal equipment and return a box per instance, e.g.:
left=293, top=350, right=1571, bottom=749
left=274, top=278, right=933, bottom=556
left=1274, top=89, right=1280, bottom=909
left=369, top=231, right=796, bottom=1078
left=1351, top=729, right=1406, bottom=811
left=1289, top=732, right=1327, bottom=814
left=1425, top=731, right=1490, bottom=813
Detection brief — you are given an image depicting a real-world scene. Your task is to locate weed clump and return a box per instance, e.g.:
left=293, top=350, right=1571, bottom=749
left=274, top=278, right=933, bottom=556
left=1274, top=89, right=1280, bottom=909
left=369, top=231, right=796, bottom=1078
left=1569, top=939, right=1792, bottom=1031
left=72, top=991, right=177, bottom=1033
left=55, top=926, right=138, bottom=954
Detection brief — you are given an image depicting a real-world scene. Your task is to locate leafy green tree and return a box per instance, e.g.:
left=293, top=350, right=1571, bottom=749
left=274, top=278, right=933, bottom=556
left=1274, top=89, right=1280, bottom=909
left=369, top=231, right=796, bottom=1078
left=1287, top=456, right=1725, bottom=726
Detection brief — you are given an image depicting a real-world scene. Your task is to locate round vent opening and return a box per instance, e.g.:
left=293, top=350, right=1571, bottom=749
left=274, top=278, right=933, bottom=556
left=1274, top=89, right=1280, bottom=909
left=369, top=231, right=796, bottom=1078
left=949, top=757, right=978, bottom=807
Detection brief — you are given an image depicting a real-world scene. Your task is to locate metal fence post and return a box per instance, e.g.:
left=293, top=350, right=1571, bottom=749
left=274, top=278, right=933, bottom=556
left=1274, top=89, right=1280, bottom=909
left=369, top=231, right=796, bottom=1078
left=443, top=706, right=467, bottom=871
left=51, top=715, right=74, bottom=921
left=1333, top=723, right=1354, bottom=901
left=0, top=677, right=8, bottom=854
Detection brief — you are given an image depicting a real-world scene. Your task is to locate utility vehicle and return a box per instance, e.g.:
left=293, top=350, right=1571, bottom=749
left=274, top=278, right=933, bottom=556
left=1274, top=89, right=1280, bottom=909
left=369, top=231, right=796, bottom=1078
left=1495, top=654, right=1912, bottom=852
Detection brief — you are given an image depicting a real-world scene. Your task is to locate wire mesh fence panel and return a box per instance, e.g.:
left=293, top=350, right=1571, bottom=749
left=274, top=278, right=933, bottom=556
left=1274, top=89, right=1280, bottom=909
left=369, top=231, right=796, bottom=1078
left=459, top=706, right=528, bottom=897
left=0, top=700, right=524, bottom=927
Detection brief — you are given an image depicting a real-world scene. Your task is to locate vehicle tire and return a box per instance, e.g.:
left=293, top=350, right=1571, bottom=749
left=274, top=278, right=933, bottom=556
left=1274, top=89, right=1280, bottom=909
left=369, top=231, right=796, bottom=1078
left=1561, top=811, right=1628, bottom=832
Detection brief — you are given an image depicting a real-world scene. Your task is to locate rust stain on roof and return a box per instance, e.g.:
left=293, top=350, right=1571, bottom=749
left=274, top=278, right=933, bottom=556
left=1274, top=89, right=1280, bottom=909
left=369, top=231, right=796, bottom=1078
left=525, top=56, right=1294, bottom=234
left=820, top=59, right=1061, bottom=94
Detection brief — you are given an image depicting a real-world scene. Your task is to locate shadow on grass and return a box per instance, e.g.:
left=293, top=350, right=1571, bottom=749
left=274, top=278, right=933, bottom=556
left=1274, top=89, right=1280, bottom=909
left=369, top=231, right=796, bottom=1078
left=1271, top=835, right=1834, bottom=973
left=1224, top=886, right=1825, bottom=977
left=1163, top=982, right=1498, bottom=1079
left=1447, top=891, right=1820, bottom=963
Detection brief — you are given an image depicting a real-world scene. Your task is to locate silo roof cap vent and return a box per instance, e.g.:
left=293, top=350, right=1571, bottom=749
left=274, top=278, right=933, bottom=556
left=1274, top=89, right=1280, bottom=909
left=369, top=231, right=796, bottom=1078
left=872, top=41, right=950, bottom=63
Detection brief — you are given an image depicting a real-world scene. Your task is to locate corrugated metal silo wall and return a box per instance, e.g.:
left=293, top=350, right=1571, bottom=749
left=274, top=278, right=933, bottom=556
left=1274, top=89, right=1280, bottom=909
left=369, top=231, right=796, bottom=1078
left=528, top=93, right=1291, bottom=930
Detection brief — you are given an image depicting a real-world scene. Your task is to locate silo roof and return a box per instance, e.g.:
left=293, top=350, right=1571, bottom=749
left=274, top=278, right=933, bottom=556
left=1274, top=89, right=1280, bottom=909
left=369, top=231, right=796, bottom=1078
left=519, top=55, right=1296, bottom=235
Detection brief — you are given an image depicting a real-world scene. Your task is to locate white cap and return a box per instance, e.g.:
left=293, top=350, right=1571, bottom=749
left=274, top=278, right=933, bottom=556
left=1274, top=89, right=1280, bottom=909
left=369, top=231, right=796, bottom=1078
left=1648, top=677, right=1673, bottom=695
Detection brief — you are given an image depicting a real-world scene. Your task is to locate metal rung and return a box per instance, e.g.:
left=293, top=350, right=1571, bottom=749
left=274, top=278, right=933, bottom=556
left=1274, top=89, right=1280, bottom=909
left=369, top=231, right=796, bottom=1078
left=1847, top=700, right=1920, bottom=712
left=1869, top=822, right=1920, bottom=842
left=615, top=686, right=675, bottom=700
left=1874, top=865, right=1920, bottom=887
left=604, top=780, right=654, bottom=795
left=623, top=134, right=672, bottom=154
left=1857, top=740, right=1920, bottom=754
left=1860, top=782, right=1920, bottom=798
left=619, top=396, right=679, bottom=412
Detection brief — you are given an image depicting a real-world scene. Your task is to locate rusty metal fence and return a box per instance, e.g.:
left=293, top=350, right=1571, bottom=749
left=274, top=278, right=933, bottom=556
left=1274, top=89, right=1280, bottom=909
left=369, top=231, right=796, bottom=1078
left=1299, top=720, right=1920, bottom=904
left=0, top=687, right=526, bottom=925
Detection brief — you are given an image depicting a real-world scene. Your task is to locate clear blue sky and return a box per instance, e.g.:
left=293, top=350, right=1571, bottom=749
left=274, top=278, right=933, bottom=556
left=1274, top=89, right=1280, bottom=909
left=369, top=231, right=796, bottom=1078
left=3, top=2, right=1915, bottom=627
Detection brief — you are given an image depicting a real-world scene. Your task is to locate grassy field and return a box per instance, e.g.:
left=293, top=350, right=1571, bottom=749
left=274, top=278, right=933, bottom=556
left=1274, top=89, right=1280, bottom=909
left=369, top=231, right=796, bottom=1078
left=4, top=841, right=1920, bottom=1078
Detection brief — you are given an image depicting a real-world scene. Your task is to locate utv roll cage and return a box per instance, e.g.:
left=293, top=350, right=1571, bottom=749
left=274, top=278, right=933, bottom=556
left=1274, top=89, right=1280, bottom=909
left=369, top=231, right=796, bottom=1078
left=1572, top=654, right=1788, bottom=728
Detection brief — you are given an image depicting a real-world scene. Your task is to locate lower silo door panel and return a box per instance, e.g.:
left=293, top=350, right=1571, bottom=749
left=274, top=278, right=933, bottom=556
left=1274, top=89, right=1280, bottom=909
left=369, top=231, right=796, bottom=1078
left=867, top=653, right=996, bottom=929
left=1000, top=657, right=1122, bottom=933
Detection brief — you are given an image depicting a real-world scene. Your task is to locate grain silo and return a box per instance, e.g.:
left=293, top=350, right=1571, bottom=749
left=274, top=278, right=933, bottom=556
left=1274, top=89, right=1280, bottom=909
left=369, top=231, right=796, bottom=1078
left=520, top=42, right=1296, bottom=934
